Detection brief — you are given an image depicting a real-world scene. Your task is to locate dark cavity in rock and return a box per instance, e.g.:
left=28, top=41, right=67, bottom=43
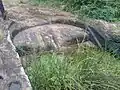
left=0, top=75, right=3, bottom=80
left=9, top=81, right=21, bottom=90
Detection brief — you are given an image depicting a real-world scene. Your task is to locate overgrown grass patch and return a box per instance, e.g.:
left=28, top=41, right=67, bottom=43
left=26, top=46, right=120, bottom=90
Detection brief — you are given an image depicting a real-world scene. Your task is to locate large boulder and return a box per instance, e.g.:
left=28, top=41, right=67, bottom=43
left=13, top=24, right=88, bottom=55
left=4, top=4, right=120, bottom=56
left=1, top=2, right=120, bottom=56
left=3, top=5, right=90, bottom=55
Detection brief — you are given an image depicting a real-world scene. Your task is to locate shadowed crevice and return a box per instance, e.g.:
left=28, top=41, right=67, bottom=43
left=9, top=81, right=21, bottom=90
left=0, top=0, right=5, bottom=16
left=0, top=75, right=3, bottom=80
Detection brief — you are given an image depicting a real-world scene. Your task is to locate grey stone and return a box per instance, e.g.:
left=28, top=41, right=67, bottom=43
left=0, top=19, right=32, bottom=90
left=13, top=24, right=88, bottom=55
left=6, top=4, right=120, bottom=56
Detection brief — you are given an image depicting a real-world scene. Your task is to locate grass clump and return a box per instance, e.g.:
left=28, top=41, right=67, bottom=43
left=30, top=0, right=120, bottom=22
left=26, top=47, right=120, bottom=90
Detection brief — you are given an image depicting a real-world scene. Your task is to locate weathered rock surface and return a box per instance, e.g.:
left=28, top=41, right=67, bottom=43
left=13, top=24, right=88, bottom=55
left=89, top=20, right=120, bottom=36
left=2, top=4, right=88, bottom=55
left=0, top=18, right=32, bottom=90
left=3, top=4, right=119, bottom=56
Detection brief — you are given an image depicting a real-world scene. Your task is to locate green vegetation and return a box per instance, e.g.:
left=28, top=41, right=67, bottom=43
left=26, top=0, right=120, bottom=90
left=26, top=47, right=120, bottom=90
left=30, top=0, right=120, bottom=22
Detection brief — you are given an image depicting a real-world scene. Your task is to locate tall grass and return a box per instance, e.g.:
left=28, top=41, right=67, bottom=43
left=26, top=46, right=120, bottom=90
left=30, top=0, right=120, bottom=22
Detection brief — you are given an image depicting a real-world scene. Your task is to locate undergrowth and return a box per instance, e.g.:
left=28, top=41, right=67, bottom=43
left=26, top=46, right=120, bottom=90
left=29, top=0, right=120, bottom=22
